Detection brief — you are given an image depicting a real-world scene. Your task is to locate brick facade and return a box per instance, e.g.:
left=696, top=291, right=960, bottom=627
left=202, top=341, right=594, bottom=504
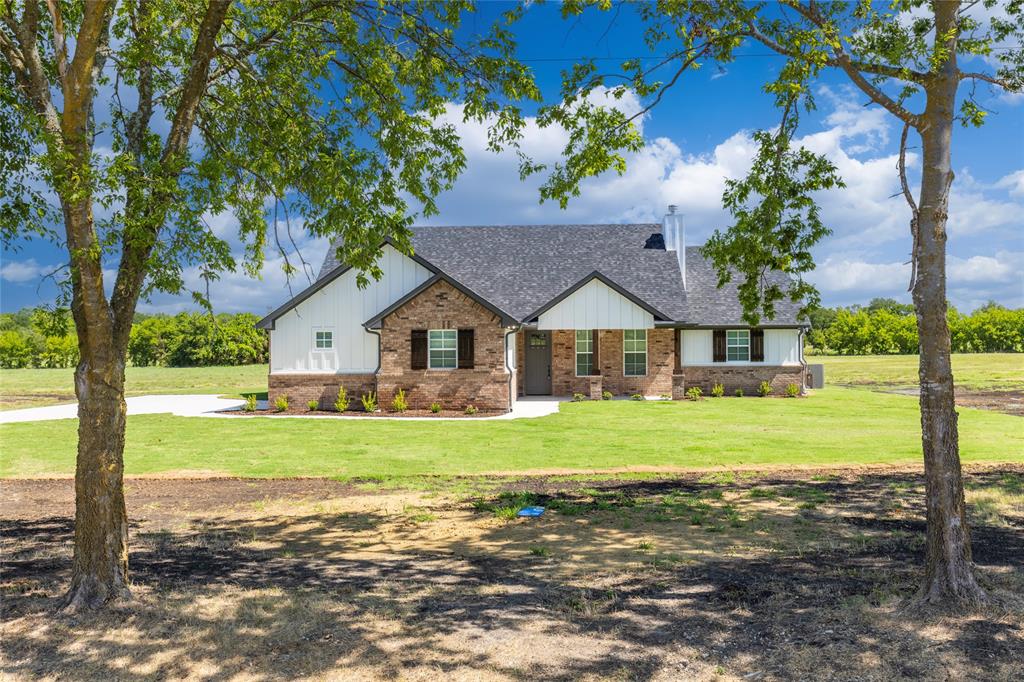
left=268, top=373, right=376, bottom=410
left=377, top=279, right=512, bottom=411
left=548, top=328, right=676, bottom=397
left=679, top=365, right=805, bottom=395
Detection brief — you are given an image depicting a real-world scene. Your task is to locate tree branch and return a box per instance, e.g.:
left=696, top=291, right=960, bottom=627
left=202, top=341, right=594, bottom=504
left=111, top=0, right=232, bottom=347
left=958, top=71, right=1013, bottom=89
left=784, top=1, right=924, bottom=128
left=44, top=0, right=67, bottom=81
left=898, top=122, right=921, bottom=292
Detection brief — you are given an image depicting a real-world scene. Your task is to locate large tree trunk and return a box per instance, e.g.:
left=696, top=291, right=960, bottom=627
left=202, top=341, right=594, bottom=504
left=911, top=5, right=986, bottom=606
left=59, top=353, right=131, bottom=611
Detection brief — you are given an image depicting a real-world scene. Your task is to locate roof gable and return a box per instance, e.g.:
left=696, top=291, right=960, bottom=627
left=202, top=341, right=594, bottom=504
left=527, top=271, right=669, bottom=329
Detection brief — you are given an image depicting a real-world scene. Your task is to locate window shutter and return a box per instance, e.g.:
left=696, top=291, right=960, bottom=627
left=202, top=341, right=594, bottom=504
left=751, top=329, right=765, bottom=362
left=591, top=329, right=600, bottom=375
left=411, top=330, right=427, bottom=370
left=458, top=329, right=475, bottom=369
left=712, top=329, right=726, bottom=362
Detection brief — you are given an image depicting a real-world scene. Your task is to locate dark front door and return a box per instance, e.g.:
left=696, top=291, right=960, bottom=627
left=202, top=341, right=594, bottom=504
left=524, top=330, right=552, bottom=395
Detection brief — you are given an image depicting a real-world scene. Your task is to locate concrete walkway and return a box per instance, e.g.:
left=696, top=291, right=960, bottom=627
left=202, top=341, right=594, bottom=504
left=0, top=394, right=564, bottom=423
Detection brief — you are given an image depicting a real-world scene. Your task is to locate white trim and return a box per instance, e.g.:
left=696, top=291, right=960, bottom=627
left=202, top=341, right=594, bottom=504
left=427, top=329, right=458, bottom=370
left=725, top=329, right=750, bottom=363
left=574, top=329, right=594, bottom=377
left=312, top=327, right=334, bottom=352
left=623, top=329, right=648, bottom=377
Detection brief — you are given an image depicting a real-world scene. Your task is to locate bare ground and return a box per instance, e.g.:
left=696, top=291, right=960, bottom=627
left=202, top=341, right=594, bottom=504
left=2, top=466, right=1023, bottom=681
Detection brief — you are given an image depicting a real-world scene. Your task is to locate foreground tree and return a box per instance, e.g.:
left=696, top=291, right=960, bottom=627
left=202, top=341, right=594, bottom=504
left=536, top=0, right=1022, bottom=606
left=1, top=0, right=537, bottom=610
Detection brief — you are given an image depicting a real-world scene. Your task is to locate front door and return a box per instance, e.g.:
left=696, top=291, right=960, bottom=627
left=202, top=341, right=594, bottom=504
left=524, top=330, right=552, bottom=395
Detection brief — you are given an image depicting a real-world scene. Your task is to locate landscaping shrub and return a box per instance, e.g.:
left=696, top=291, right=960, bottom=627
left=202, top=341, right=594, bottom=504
left=630, top=393, right=644, bottom=401
left=685, top=386, right=703, bottom=401
left=274, top=395, right=289, bottom=412
left=243, top=394, right=257, bottom=412
left=391, top=388, right=408, bottom=412
left=571, top=392, right=586, bottom=402
left=785, top=383, right=801, bottom=398
left=601, top=390, right=613, bottom=400
left=334, top=386, right=349, bottom=412
left=464, top=404, right=478, bottom=415
left=758, top=380, right=773, bottom=397
left=430, top=401, right=442, bottom=413
left=711, top=383, right=725, bottom=398
left=360, top=391, right=378, bottom=412
left=659, top=393, right=671, bottom=400
left=734, top=388, right=744, bottom=397
left=307, top=399, right=319, bottom=411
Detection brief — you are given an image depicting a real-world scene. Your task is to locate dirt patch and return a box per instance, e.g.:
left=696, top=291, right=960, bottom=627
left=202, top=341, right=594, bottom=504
left=2, top=468, right=1022, bottom=681
left=866, top=386, right=1024, bottom=416
left=0, top=393, right=76, bottom=411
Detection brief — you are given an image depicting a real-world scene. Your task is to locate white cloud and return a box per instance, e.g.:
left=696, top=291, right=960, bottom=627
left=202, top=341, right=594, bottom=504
left=0, top=258, right=61, bottom=284
left=810, top=258, right=910, bottom=293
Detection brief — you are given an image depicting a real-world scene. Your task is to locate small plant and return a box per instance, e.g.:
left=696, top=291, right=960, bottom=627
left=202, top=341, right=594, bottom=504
left=601, top=390, right=613, bottom=400
left=430, top=401, right=442, bottom=414
left=243, top=394, right=257, bottom=412
left=734, top=388, right=744, bottom=397
left=785, top=382, right=801, bottom=398
left=630, top=393, right=644, bottom=401
left=391, top=388, right=408, bottom=412
left=711, top=383, right=725, bottom=398
left=307, top=399, right=319, bottom=411
left=572, top=392, right=587, bottom=402
left=529, top=546, right=551, bottom=557
left=464, top=404, right=478, bottom=415
left=758, top=380, right=773, bottom=397
left=334, top=386, right=349, bottom=412
left=685, top=386, right=703, bottom=401
left=636, top=540, right=655, bottom=552
left=274, top=395, right=289, bottom=412
left=360, top=391, right=378, bottom=412
left=659, top=393, right=672, bottom=400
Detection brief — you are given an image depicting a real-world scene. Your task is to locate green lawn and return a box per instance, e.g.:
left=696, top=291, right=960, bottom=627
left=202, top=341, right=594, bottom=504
left=0, top=364, right=267, bottom=410
left=812, top=353, right=1024, bottom=391
left=1, top=387, right=1020, bottom=478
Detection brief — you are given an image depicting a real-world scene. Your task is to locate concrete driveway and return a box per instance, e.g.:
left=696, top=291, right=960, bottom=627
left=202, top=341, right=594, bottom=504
left=0, top=395, right=563, bottom=423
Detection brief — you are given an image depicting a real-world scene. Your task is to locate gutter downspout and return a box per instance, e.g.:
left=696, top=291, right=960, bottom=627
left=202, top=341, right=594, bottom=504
left=368, top=328, right=383, bottom=395
left=504, top=326, right=520, bottom=413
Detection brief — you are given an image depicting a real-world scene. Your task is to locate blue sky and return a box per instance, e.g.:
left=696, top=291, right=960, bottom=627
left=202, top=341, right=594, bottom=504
left=2, top=2, right=1022, bottom=315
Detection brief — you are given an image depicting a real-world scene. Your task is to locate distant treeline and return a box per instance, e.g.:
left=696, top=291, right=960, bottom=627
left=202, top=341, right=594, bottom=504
left=807, top=299, right=1023, bottom=355
left=0, top=309, right=267, bottom=369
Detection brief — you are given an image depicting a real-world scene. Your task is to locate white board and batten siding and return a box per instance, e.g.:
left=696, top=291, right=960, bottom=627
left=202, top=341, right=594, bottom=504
left=269, top=244, right=433, bottom=374
left=537, top=279, right=654, bottom=330
left=680, top=328, right=802, bottom=365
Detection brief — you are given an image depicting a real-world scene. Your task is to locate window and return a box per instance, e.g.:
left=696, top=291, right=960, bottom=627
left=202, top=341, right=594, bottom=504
left=726, top=329, right=750, bottom=362
left=314, top=330, right=333, bottom=351
left=575, top=330, right=593, bottom=376
left=428, top=329, right=457, bottom=369
left=623, top=329, right=647, bottom=376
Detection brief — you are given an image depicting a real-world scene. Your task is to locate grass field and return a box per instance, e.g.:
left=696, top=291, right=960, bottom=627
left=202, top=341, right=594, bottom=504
left=0, top=364, right=267, bottom=410
left=813, top=353, right=1024, bottom=391
left=1, top=387, right=1020, bottom=478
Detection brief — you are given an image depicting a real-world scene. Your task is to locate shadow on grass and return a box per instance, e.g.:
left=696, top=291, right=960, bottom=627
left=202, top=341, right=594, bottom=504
left=1, top=470, right=1022, bottom=680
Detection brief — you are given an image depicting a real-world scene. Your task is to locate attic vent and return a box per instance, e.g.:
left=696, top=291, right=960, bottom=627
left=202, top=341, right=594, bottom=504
left=644, top=233, right=665, bottom=250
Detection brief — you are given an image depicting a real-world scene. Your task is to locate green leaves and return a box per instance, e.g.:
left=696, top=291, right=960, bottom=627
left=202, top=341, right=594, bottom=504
left=703, top=102, right=843, bottom=325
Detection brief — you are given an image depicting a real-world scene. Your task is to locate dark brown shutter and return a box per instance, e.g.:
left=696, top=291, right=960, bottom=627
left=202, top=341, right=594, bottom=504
left=591, top=329, right=601, bottom=375
left=458, top=329, right=474, bottom=369
left=411, top=329, right=427, bottom=370
left=712, top=329, right=726, bottom=363
left=751, top=329, right=765, bottom=362
left=673, top=328, right=682, bottom=372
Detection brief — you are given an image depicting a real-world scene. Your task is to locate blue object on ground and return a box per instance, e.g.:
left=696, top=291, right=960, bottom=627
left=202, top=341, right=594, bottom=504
left=517, top=506, right=545, bottom=517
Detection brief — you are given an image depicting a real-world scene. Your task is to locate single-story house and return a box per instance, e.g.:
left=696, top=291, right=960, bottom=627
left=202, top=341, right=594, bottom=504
left=256, top=209, right=807, bottom=411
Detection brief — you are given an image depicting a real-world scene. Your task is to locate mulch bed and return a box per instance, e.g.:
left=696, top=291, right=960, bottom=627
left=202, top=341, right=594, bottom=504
left=242, top=407, right=506, bottom=418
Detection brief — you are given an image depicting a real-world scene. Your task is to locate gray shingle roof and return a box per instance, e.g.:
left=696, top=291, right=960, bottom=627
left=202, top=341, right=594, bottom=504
left=314, top=224, right=804, bottom=327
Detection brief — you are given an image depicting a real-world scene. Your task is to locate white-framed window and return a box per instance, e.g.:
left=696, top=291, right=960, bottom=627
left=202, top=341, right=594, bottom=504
left=623, top=329, right=647, bottom=376
left=313, top=329, right=333, bottom=351
left=726, top=329, right=750, bottom=362
left=575, top=330, right=593, bottom=376
left=428, top=329, right=457, bottom=369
